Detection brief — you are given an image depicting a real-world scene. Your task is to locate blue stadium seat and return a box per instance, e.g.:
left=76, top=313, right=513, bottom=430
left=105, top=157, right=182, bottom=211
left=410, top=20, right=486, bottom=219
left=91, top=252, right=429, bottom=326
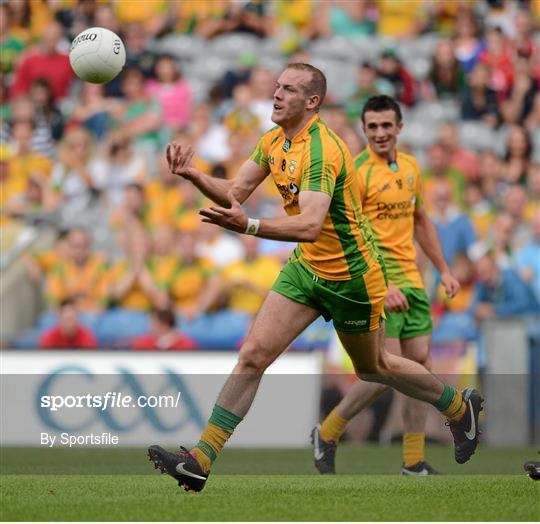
left=94, top=309, right=150, bottom=347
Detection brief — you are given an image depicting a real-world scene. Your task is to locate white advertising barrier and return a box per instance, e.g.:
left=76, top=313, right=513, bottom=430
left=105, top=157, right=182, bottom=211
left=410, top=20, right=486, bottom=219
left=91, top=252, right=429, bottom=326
left=1, top=351, right=323, bottom=447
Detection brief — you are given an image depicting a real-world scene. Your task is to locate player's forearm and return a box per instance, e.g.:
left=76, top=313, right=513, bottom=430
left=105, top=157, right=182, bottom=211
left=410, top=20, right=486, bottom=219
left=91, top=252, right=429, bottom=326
left=255, top=214, right=322, bottom=243
left=187, top=171, right=233, bottom=207
left=414, top=218, right=449, bottom=274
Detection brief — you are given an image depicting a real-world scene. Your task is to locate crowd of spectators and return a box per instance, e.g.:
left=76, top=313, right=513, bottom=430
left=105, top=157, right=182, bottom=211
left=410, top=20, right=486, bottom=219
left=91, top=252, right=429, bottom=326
left=0, top=0, right=539, bottom=351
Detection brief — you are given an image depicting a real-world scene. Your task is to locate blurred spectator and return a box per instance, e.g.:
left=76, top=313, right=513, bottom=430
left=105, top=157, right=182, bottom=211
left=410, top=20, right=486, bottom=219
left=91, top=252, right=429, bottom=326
left=171, top=0, right=228, bottom=36
left=524, top=92, right=540, bottom=133
left=70, top=82, right=120, bottom=140
left=502, top=185, right=532, bottom=250
left=8, top=96, right=55, bottom=158
left=248, top=67, right=276, bottom=132
left=196, top=0, right=271, bottom=39
left=515, top=208, right=540, bottom=303
left=110, top=183, right=153, bottom=236
left=146, top=55, right=193, bottom=131
left=511, top=7, right=538, bottom=59
left=423, top=143, right=467, bottom=210
left=37, top=227, right=109, bottom=313
left=430, top=179, right=476, bottom=266
left=501, top=124, right=532, bottom=185
left=345, top=62, right=393, bottom=121
left=11, top=21, right=74, bottom=101
left=0, top=4, right=25, bottom=74
left=8, top=119, right=52, bottom=187
left=477, top=149, right=505, bottom=208
left=223, top=83, right=261, bottom=137
left=376, top=0, right=428, bottom=39
left=191, top=103, right=230, bottom=163
left=24, top=228, right=69, bottom=282
left=377, top=48, right=416, bottom=107
left=339, top=125, right=364, bottom=158
left=526, top=164, right=540, bottom=212
left=116, top=67, right=162, bottom=155
left=221, top=235, right=281, bottom=316
left=312, top=0, right=375, bottom=38
left=113, top=0, right=167, bottom=38
left=197, top=221, right=244, bottom=268
left=55, top=0, right=99, bottom=39
left=7, top=0, right=52, bottom=44
left=464, top=181, right=494, bottom=240
left=28, top=78, right=64, bottom=141
left=5, top=175, right=46, bottom=221
left=94, top=3, right=120, bottom=34
left=90, top=133, right=147, bottom=207
left=424, top=39, right=467, bottom=100
left=271, top=0, right=314, bottom=53
left=452, top=10, right=484, bottom=74
left=170, top=230, right=222, bottom=320
left=500, top=55, right=539, bottom=125
left=430, top=0, right=465, bottom=36
left=107, top=223, right=166, bottom=311
left=460, top=62, right=500, bottom=127
left=437, top=121, right=479, bottom=181
left=219, top=52, right=256, bottom=99
left=131, top=308, right=196, bottom=351
left=479, top=26, right=514, bottom=98
left=49, top=127, right=97, bottom=214
left=472, top=212, right=516, bottom=270
left=470, top=251, right=538, bottom=323
left=39, top=299, right=97, bottom=350
left=122, top=22, right=157, bottom=76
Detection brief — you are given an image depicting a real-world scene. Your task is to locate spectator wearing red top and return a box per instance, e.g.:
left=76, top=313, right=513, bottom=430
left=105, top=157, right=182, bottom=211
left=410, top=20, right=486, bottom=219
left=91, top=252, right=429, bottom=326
left=131, top=308, right=196, bottom=351
left=11, top=21, right=74, bottom=101
left=39, top=299, right=97, bottom=349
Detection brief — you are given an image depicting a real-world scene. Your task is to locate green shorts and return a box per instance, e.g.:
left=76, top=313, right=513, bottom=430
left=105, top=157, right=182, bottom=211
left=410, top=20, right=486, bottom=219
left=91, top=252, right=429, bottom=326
left=385, top=287, right=432, bottom=339
left=272, top=259, right=387, bottom=333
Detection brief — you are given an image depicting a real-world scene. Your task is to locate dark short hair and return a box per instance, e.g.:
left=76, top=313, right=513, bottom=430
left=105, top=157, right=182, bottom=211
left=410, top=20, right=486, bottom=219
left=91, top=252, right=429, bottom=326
left=286, top=62, right=327, bottom=110
left=152, top=308, right=176, bottom=328
left=361, top=95, right=402, bottom=124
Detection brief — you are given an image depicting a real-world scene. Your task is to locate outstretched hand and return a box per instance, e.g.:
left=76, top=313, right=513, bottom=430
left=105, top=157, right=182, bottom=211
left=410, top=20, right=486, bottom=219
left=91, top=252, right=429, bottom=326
left=166, top=142, right=198, bottom=180
left=199, top=192, right=248, bottom=233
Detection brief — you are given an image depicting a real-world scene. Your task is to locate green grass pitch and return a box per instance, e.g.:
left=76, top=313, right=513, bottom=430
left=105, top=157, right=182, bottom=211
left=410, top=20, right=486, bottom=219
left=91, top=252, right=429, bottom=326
left=1, top=445, right=539, bottom=521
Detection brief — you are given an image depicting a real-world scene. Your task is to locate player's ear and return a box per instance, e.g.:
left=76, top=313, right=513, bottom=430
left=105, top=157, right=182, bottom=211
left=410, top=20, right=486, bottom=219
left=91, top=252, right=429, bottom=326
left=306, top=94, right=320, bottom=111
left=396, top=121, right=403, bottom=133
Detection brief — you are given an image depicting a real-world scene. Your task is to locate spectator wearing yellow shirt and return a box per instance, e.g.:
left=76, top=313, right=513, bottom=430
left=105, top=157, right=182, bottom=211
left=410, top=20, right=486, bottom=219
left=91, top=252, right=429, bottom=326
left=41, top=228, right=109, bottom=313
left=223, top=84, right=261, bottom=137
left=376, top=0, right=428, bottom=39
left=107, top=223, right=167, bottom=311
left=8, top=119, right=52, bottom=194
left=221, top=235, right=281, bottom=316
left=170, top=230, right=221, bottom=321
left=113, top=0, right=167, bottom=37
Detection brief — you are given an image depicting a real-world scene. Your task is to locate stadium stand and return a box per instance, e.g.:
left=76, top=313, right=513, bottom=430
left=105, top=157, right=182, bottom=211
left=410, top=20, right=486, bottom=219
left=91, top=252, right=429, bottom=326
left=0, top=0, right=538, bottom=382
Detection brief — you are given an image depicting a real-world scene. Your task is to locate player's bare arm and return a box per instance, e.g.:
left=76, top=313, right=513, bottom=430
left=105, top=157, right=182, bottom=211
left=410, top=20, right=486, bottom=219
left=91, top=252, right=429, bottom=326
left=166, top=143, right=267, bottom=207
left=413, top=206, right=460, bottom=298
left=199, top=190, right=331, bottom=243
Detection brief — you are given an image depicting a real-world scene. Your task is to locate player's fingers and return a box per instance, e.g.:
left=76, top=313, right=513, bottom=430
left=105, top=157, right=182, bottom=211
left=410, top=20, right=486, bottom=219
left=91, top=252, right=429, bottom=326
left=166, top=144, right=172, bottom=167
left=185, top=146, right=194, bottom=167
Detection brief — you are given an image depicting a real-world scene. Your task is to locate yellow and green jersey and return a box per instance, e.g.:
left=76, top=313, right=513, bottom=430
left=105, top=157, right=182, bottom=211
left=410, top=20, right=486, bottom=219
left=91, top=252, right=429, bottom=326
left=249, top=115, right=379, bottom=281
left=354, top=146, right=424, bottom=289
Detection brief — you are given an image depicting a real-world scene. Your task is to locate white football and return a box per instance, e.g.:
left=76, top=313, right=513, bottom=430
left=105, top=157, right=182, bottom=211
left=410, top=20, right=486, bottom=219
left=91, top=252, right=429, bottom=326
left=70, top=27, right=126, bottom=84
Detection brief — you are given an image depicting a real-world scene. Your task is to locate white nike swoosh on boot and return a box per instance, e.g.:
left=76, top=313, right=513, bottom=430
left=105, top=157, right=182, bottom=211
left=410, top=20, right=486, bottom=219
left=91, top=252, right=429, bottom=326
left=464, top=399, right=476, bottom=440
left=313, top=427, right=324, bottom=460
left=175, top=462, right=206, bottom=480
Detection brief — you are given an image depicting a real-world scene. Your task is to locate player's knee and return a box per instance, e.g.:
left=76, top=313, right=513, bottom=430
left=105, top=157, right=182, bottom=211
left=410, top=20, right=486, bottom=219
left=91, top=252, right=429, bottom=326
left=237, top=342, right=272, bottom=374
left=356, top=354, right=392, bottom=382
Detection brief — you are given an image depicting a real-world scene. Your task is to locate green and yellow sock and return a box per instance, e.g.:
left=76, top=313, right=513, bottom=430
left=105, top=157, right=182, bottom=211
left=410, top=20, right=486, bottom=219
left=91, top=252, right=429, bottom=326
left=433, top=385, right=466, bottom=421
left=403, top=432, right=425, bottom=467
left=191, top=404, right=242, bottom=472
left=320, top=408, right=349, bottom=443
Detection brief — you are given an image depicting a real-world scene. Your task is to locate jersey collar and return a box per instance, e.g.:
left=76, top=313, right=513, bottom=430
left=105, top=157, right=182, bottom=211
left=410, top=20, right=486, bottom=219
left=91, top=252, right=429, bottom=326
left=283, top=114, right=320, bottom=144
left=367, top=145, right=400, bottom=171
